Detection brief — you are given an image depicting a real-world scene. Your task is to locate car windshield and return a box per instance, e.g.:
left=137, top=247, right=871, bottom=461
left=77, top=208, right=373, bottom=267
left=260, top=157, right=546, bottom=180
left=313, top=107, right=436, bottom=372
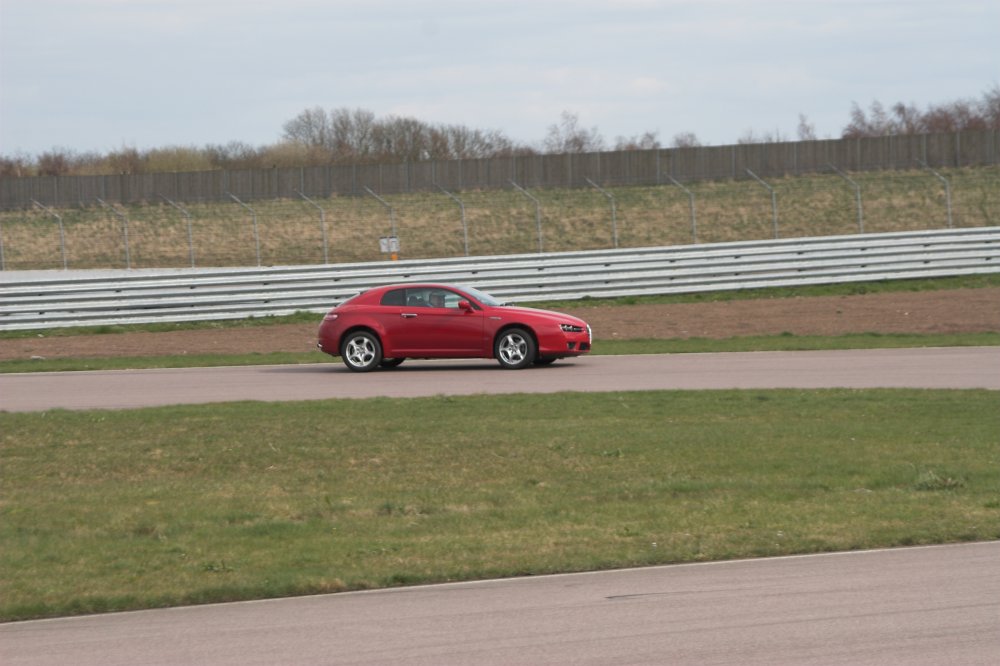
left=459, top=285, right=504, bottom=306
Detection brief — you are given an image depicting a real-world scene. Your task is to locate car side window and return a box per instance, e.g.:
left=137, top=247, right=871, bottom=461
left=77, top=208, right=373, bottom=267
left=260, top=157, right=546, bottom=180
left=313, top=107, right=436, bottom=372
left=381, top=289, right=406, bottom=306
left=405, top=291, right=428, bottom=307
left=430, top=289, right=467, bottom=309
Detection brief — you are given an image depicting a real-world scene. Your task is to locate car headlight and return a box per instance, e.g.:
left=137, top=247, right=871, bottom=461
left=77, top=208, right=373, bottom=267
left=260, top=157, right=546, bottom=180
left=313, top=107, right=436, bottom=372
left=560, top=323, right=584, bottom=333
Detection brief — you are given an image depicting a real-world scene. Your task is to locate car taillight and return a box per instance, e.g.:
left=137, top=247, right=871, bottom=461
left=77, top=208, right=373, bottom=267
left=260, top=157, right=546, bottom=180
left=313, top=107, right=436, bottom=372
left=324, top=313, right=339, bottom=321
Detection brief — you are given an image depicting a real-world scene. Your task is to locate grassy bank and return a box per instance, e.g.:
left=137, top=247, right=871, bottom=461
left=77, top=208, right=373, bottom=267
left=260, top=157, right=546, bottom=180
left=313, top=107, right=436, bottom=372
left=2, top=167, right=997, bottom=270
left=2, top=389, right=998, bottom=621
left=2, top=332, right=998, bottom=374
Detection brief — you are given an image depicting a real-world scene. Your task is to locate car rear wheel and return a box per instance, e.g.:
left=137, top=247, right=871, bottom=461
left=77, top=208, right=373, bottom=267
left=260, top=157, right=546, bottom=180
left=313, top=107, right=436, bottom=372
left=495, top=328, right=536, bottom=369
left=341, top=331, right=382, bottom=372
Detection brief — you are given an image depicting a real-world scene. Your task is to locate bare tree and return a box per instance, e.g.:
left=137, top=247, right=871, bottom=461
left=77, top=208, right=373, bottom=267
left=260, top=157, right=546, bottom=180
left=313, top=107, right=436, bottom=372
left=7, top=88, right=999, bottom=178
left=543, top=111, right=605, bottom=153
left=142, top=146, right=214, bottom=172
left=796, top=114, right=817, bottom=141
left=842, top=101, right=894, bottom=138
left=738, top=127, right=787, bottom=144
left=330, top=108, right=377, bottom=161
left=0, top=152, right=32, bottom=178
left=282, top=106, right=333, bottom=149
left=105, top=145, right=143, bottom=174
left=203, top=141, right=263, bottom=169
left=281, top=106, right=522, bottom=163
left=842, top=89, right=1000, bottom=138
left=36, top=149, right=74, bottom=177
left=980, top=84, right=1000, bottom=129
left=614, top=131, right=661, bottom=150
left=671, top=131, right=701, bottom=148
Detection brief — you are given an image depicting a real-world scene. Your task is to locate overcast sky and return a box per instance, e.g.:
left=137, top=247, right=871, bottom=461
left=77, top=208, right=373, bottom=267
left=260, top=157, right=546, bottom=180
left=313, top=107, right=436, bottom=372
left=1, top=0, right=997, bottom=157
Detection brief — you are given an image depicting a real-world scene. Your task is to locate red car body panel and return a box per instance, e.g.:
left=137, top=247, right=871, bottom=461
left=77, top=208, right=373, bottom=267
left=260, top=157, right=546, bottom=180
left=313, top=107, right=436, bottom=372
left=317, top=283, right=591, bottom=369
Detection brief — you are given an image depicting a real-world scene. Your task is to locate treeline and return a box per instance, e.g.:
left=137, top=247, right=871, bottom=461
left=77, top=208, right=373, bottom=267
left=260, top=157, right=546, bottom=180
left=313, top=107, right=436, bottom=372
left=2, top=87, right=997, bottom=179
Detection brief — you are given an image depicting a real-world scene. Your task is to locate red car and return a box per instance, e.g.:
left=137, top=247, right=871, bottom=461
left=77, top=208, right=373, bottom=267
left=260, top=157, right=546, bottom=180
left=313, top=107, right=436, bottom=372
left=318, top=283, right=592, bottom=372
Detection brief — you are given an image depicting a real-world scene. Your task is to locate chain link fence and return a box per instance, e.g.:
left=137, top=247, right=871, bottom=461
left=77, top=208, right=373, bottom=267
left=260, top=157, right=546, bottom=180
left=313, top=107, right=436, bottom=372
left=1, top=166, right=997, bottom=271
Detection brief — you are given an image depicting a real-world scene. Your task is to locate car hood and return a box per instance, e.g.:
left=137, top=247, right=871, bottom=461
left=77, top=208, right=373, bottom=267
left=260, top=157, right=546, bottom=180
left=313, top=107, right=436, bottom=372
left=494, top=305, right=587, bottom=326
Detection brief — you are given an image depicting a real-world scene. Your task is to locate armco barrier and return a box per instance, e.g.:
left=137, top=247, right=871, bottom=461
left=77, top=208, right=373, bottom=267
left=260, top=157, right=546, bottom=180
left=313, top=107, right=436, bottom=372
left=1, top=227, right=998, bottom=331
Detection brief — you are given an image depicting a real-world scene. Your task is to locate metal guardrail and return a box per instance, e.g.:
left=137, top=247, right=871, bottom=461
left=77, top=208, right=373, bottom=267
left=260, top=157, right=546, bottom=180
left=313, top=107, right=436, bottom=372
left=1, top=227, right=998, bottom=331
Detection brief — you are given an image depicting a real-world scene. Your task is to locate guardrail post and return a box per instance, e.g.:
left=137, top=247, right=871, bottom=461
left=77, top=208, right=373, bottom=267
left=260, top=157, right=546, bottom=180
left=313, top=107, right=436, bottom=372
left=228, top=193, right=261, bottom=266
left=666, top=176, right=697, bottom=243
left=917, top=160, right=954, bottom=228
left=585, top=178, right=618, bottom=249
left=296, top=190, right=329, bottom=264
left=745, top=169, right=779, bottom=239
left=159, top=195, right=195, bottom=267
left=509, top=180, right=543, bottom=253
left=97, top=197, right=131, bottom=268
left=827, top=165, right=864, bottom=233
left=32, top=199, right=68, bottom=269
left=436, top=185, right=469, bottom=256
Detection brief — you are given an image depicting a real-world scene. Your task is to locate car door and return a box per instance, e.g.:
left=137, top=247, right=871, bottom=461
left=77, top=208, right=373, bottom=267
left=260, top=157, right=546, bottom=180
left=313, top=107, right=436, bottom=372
left=388, top=287, right=485, bottom=356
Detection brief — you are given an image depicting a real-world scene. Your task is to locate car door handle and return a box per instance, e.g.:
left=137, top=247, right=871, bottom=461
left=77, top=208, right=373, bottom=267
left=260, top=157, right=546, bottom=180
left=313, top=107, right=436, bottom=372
left=401, top=313, right=418, bottom=318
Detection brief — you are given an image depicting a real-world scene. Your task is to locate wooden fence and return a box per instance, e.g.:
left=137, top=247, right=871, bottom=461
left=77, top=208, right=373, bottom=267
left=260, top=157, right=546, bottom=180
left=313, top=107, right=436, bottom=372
left=2, top=130, right=998, bottom=210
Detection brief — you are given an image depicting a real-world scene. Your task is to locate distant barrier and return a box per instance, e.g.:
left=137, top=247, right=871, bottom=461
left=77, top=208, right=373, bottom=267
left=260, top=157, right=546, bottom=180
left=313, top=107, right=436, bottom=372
left=2, top=130, right=997, bottom=210
left=2, top=227, right=997, bottom=331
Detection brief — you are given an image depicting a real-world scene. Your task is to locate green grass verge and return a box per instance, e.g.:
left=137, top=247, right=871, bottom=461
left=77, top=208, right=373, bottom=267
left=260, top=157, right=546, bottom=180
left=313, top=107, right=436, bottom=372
left=2, top=332, right=999, bottom=374
left=2, top=389, right=998, bottom=621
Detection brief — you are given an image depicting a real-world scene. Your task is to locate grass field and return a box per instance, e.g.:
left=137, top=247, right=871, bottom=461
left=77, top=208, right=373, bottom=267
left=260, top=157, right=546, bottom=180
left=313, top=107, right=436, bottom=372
left=2, top=389, right=998, bottom=621
left=3, top=166, right=998, bottom=269
left=2, top=278, right=998, bottom=622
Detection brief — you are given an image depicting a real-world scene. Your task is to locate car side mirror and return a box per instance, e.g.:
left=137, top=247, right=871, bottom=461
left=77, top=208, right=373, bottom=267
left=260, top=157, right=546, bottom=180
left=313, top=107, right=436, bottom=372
left=458, top=300, right=473, bottom=311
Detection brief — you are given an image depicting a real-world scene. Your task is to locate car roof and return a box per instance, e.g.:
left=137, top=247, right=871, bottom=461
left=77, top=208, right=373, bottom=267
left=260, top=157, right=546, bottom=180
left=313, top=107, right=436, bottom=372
left=375, top=282, right=465, bottom=291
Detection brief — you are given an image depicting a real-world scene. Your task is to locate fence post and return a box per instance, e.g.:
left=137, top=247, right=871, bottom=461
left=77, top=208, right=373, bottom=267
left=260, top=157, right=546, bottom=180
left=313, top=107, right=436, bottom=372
left=436, top=185, right=469, bottom=256
left=509, top=180, right=543, bottom=253
left=916, top=160, right=954, bottom=228
left=32, top=199, right=68, bottom=269
left=827, top=165, right=864, bottom=233
left=585, top=178, right=618, bottom=248
left=297, top=190, right=329, bottom=264
left=160, top=195, right=195, bottom=267
left=228, top=193, right=261, bottom=266
left=745, top=169, right=779, bottom=239
left=363, top=186, right=398, bottom=260
left=97, top=197, right=131, bottom=269
left=666, top=176, right=697, bottom=243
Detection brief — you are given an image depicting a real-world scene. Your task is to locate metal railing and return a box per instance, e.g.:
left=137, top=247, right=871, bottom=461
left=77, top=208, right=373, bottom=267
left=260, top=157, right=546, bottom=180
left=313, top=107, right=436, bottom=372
left=1, top=227, right=997, bottom=331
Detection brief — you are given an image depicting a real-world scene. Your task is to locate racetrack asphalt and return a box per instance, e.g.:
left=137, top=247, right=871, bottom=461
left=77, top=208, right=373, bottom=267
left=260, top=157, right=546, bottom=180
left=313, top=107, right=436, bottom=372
left=3, top=347, right=998, bottom=664
left=2, top=347, right=998, bottom=412
left=2, top=542, right=998, bottom=665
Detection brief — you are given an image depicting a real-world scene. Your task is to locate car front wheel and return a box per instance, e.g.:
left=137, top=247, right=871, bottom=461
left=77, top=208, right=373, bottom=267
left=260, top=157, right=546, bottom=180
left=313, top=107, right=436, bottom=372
left=495, top=328, right=536, bottom=369
left=341, top=331, right=382, bottom=372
